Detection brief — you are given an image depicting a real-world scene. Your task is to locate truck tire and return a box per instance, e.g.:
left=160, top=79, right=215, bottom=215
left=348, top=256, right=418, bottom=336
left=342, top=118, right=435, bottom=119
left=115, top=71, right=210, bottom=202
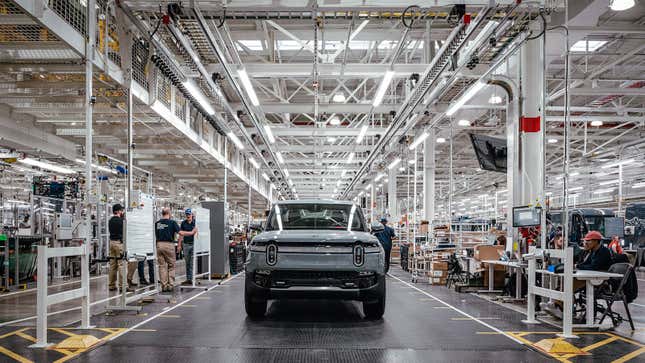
left=363, top=279, right=386, bottom=319
left=244, top=287, right=267, bottom=319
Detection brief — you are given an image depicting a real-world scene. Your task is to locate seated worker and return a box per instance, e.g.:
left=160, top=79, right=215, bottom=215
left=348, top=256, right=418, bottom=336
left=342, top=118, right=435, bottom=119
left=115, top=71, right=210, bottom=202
left=542, top=231, right=611, bottom=319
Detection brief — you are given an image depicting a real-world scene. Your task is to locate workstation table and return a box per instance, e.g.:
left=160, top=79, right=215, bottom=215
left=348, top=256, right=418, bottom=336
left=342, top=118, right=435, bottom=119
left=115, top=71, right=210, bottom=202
left=481, top=259, right=527, bottom=299
left=536, top=269, right=623, bottom=328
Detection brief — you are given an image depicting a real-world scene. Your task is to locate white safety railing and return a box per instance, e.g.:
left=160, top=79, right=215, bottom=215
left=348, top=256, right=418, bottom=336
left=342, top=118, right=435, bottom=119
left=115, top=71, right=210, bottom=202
left=523, top=246, right=575, bottom=338
left=30, top=244, right=91, bottom=348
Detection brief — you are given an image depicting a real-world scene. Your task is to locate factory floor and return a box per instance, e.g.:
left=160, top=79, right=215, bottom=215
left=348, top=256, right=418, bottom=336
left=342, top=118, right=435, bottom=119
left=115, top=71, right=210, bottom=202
left=1, top=265, right=643, bottom=363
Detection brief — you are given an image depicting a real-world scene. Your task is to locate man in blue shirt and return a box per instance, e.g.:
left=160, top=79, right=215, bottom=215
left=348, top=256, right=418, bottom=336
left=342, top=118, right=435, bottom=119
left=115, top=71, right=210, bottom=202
left=179, top=208, right=198, bottom=285
left=375, top=217, right=396, bottom=273
left=156, top=208, right=181, bottom=292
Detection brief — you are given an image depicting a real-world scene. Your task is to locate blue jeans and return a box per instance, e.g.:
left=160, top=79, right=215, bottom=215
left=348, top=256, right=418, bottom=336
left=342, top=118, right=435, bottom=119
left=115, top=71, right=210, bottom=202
left=137, top=259, right=154, bottom=283
left=184, top=244, right=194, bottom=281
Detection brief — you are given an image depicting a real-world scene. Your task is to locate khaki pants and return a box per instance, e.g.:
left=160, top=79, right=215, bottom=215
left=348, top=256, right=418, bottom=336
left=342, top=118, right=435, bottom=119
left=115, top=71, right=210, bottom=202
left=157, top=242, right=176, bottom=289
left=108, top=240, right=136, bottom=289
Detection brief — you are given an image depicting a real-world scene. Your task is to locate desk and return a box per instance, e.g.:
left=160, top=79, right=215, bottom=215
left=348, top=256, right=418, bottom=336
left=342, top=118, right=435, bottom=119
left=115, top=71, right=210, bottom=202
left=537, top=269, right=623, bottom=328
left=482, top=260, right=527, bottom=298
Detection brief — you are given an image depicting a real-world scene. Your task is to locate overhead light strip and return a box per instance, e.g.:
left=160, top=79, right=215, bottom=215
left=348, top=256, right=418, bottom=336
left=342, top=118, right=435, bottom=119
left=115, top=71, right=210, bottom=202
left=372, top=70, right=395, bottom=107
left=237, top=68, right=260, bottom=106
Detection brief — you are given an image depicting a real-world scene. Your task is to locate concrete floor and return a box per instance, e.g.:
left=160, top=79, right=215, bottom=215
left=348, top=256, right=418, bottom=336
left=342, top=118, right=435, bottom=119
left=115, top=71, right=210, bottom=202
left=0, top=265, right=643, bottom=362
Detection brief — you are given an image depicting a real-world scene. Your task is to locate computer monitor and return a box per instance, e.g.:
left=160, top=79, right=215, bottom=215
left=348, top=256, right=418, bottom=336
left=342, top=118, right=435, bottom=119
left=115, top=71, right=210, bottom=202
left=513, top=206, right=542, bottom=227
left=469, top=133, right=507, bottom=173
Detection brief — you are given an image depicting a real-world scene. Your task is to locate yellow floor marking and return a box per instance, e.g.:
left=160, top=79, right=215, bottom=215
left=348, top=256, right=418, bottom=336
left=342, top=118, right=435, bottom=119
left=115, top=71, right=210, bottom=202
left=158, top=314, right=181, bottom=318
left=0, top=327, right=29, bottom=339
left=505, top=332, right=573, bottom=363
left=451, top=317, right=500, bottom=320
left=612, top=347, right=645, bottom=363
left=559, top=336, right=620, bottom=360
left=50, top=328, right=77, bottom=337
left=0, top=346, right=32, bottom=363
left=15, top=331, right=36, bottom=343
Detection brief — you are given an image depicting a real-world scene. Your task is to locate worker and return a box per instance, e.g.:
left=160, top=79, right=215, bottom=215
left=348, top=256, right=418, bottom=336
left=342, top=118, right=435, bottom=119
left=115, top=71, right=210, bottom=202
left=375, top=217, right=396, bottom=273
left=108, top=204, right=136, bottom=292
left=19, top=215, right=30, bottom=229
left=608, top=235, right=624, bottom=255
left=179, top=208, right=198, bottom=285
left=155, top=207, right=181, bottom=292
left=577, top=230, right=612, bottom=271
left=543, top=231, right=612, bottom=319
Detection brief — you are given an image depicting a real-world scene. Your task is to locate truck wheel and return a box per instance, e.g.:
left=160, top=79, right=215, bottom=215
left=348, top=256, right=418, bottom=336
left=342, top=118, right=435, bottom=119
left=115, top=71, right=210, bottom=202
left=363, top=280, right=386, bottom=319
left=244, top=287, right=267, bottom=319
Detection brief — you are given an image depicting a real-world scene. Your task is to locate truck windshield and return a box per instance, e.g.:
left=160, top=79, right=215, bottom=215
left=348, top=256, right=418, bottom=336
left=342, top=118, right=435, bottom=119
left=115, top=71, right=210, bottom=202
left=265, top=203, right=366, bottom=231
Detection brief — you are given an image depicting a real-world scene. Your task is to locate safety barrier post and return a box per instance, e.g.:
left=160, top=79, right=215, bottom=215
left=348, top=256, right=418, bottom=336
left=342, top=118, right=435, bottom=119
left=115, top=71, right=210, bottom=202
left=31, top=244, right=91, bottom=348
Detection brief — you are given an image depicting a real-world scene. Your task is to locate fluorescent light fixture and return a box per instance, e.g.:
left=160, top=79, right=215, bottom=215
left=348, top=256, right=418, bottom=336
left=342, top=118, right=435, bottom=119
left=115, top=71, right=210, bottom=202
left=632, top=182, right=645, bottom=189
left=227, top=132, right=245, bottom=150
left=568, top=186, right=584, bottom=192
left=436, top=137, right=446, bottom=143
left=283, top=169, right=289, bottom=177
left=408, top=131, right=430, bottom=150
left=590, top=120, right=604, bottom=127
left=263, top=125, right=276, bottom=143
left=365, top=183, right=372, bottom=190
left=601, top=158, right=634, bottom=169
left=488, top=95, right=503, bottom=104
left=570, top=40, right=608, bottom=52
left=570, top=172, right=580, bottom=177
left=237, top=68, right=260, bottom=106
left=610, top=0, right=635, bottom=10
left=356, top=125, right=368, bottom=144
left=398, top=166, right=405, bottom=172
left=270, top=183, right=276, bottom=190
left=332, top=93, right=346, bottom=102
left=372, top=70, right=395, bottom=107
left=593, top=188, right=615, bottom=194
left=545, top=192, right=553, bottom=196
left=19, top=158, right=74, bottom=174
left=346, top=152, right=355, bottom=164
left=548, top=138, right=558, bottom=144
left=599, top=180, right=619, bottom=186
left=182, top=80, right=215, bottom=115
left=408, top=159, right=416, bottom=165
left=276, top=152, right=285, bottom=164
left=446, top=81, right=485, bottom=116
left=387, top=158, right=401, bottom=170
left=457, top=119, right=471, bottom=127
left=333, top=188, right=338, bottom=193
left=262, top=173, right=270, bottom=181
left=74, top=158, right=116, bottom=174
left=288, top=179, right=294, bottom=186
left=327, top=136, right=337, bottom=143
left=329, top=116, right=341, bottom=126
left=375, top=173, right=386, bottom=182
left=249, top=157, right=260, bottom=169
left=336, top=180, right=342, bottom=187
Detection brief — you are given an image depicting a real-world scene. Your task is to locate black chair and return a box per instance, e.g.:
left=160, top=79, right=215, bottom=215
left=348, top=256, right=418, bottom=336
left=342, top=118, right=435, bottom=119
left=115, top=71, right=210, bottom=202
left=446, top=254, right=470, bottom=288
left=596, top=263, right=637, bottom=330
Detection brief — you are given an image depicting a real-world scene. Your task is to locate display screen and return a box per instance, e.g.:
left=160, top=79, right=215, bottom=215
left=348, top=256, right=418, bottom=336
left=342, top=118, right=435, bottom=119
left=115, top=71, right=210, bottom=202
left=513, top=207, right=541, bottom=227
left=469, top=133, right=507, bottom=173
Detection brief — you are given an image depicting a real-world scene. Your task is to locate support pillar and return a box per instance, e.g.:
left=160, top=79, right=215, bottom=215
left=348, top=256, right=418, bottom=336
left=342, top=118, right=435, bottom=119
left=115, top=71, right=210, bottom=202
left=370, top=183, right=376, bottom=222
left=519, top=23, right=545, bottom=208
left=388, top=167, right=397, bottom=223
left=423, top=129, right=435, bottom=222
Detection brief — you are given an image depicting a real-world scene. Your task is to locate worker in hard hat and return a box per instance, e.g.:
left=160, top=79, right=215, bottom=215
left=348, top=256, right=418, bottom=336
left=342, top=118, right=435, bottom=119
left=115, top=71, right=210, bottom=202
left=374, top=217, right=396, bottom=273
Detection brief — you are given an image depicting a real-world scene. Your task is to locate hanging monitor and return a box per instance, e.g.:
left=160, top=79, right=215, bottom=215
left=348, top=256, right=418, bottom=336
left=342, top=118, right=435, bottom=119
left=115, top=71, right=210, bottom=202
left=469, top=134, right=507, bottom=173
left=513, top=206, right=542, bottom=227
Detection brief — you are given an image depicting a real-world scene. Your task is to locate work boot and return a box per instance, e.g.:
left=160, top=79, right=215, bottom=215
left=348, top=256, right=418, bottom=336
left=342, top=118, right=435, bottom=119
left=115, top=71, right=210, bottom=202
left=140, top=279, right=150, bottom=285
left=181, top=280, right=192, bottom=286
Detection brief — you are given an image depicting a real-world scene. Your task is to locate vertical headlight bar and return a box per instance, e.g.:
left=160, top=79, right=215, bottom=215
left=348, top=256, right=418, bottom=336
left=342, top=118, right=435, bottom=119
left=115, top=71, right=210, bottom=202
left=266, top=243, right=278, bottom=265
left=353, top=244, right=365, bottom=267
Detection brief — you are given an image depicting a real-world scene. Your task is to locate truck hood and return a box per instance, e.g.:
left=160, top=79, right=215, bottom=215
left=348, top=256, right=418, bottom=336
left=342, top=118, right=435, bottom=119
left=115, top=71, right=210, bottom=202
left=252, top=229, right=377, bottom=244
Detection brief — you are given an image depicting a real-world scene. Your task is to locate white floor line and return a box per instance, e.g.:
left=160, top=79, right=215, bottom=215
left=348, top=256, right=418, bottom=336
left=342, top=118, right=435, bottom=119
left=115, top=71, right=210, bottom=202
left=632, top=303, right=645, bottom=308
left=0, top=275, right=106, bottom=299
left=0, top=274, right=187, bottom=327
left=108, top=273, right=241, bottom=342
left=388, top=274, right=525, bottom=345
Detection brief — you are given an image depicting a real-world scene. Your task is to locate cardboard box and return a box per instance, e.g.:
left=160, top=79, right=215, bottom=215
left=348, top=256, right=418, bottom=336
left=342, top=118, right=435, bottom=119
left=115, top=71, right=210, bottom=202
left=474, top=244, right=505, bottom=261
left=431, top=277, right=447, bottom=285
left=431, top=262, right=448, bottom=270
left=431, top=270, right=446, bottom=277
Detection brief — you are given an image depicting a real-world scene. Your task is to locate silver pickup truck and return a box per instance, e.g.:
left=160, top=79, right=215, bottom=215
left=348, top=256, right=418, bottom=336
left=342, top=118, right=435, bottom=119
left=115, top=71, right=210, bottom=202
left=244, top=200, right=386, bottom=319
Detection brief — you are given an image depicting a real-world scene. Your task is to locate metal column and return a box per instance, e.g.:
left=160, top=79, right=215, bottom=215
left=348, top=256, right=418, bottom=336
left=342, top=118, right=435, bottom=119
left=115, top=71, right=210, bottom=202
left=388, top=166, right=397, bottom=222
left=423, top=129, right=435, bottom=222
left=370, top=183, right=376, bottom=222
left=519, top=23, right=545, bottom=207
